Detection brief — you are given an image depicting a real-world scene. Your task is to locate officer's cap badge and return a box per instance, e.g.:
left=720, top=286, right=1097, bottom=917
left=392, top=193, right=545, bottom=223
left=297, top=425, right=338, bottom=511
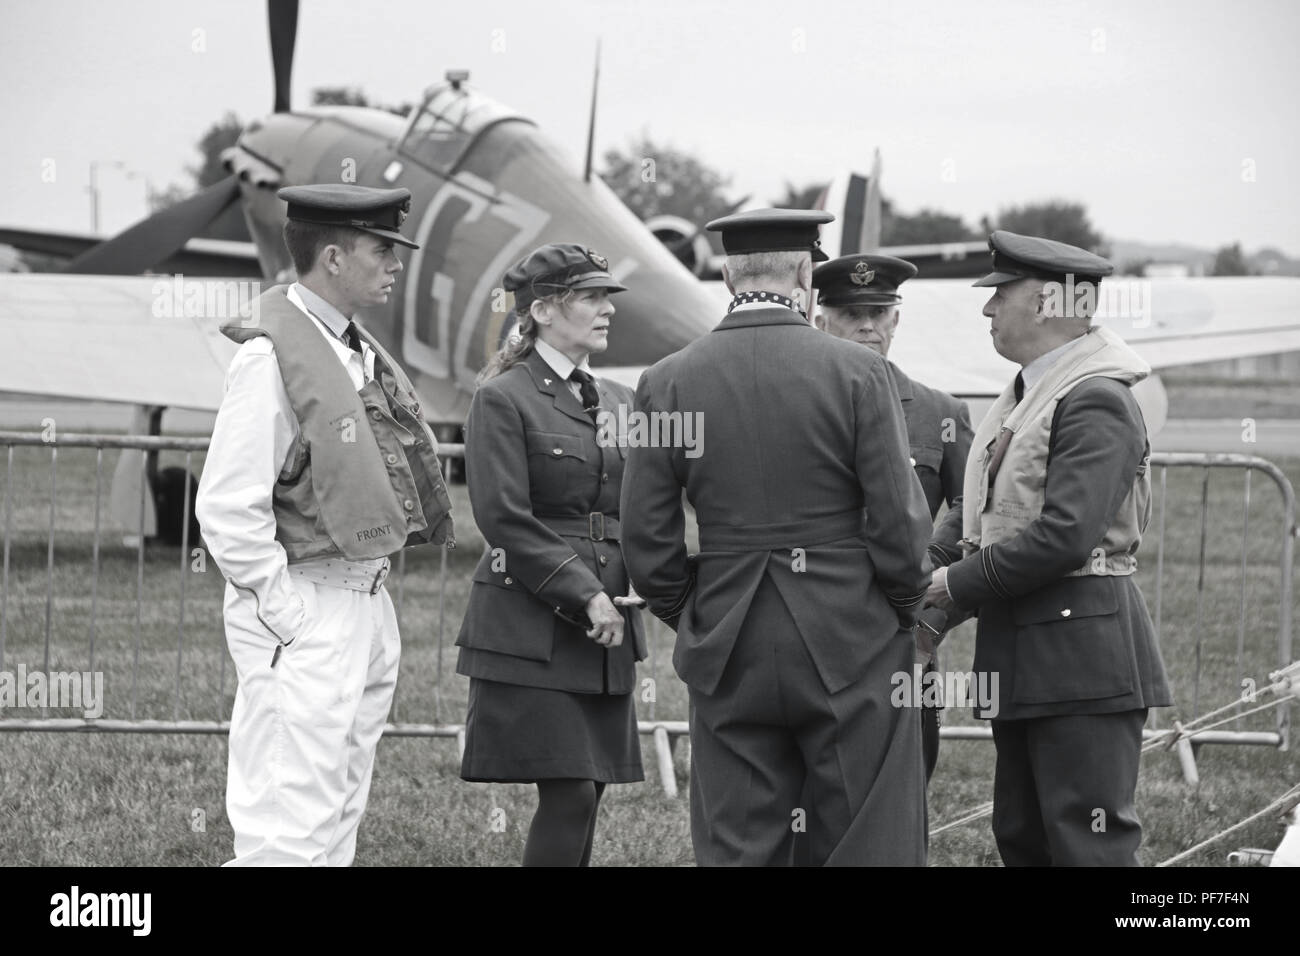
left=850, top=262, right=876, bottom=286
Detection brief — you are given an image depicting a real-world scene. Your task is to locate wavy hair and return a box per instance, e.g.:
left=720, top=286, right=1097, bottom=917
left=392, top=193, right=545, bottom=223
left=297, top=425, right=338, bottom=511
left=477, top=289, right=574, bottom=384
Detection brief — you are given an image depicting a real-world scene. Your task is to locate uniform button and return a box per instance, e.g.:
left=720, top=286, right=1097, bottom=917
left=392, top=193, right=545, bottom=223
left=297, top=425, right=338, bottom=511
left=909, top=456, right=916, bottom=467
left=601, top=473, right=609, bottom=483
left=598, top=555, right=608, bottom=566
left=553, top=447, right=563, bottom=456
left=1061, top=608, right=1071, bottom=618
left=371, top=409, right=383, bottom=421
left=504, top=576, right=513, bottom=585
left=386, top=453, right=398, bottom=465
left=403, top=499, right=414, bottom=510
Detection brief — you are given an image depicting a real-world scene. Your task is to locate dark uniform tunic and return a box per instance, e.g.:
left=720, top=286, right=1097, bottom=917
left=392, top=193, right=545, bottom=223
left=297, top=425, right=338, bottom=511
left=933, top=228, right=1172, bottom=865
left=890, top=361, right=974, bottom=782
left=456, top=349, right=646, bottom=783
left=621, top=305, right=933, bottom=865
left=891, top=362, right=972, bottom=520
left=930, top=377, right=1172, bottom=864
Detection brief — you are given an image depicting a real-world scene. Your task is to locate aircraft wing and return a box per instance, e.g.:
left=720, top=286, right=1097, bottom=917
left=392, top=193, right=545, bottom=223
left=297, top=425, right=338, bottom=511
left=0, top=226, right=262, bottom=277
left=700, top=278, right=1016, bottom=398
left=824, top=277, right=1300, bottom=398
left=1095, top=277, right=1300, bottom=368
left=886, top=280, right=1016, bottom=396
left=0, top=273, right=237, bottom=411
left=2, top=272, right=1296, bottom=424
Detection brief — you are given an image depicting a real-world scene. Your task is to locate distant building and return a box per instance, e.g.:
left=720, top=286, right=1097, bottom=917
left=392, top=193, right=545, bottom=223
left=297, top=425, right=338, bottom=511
left=1162, top=350, right=1300, bottom=382
left=1142, top=262, right=1191, bottom=278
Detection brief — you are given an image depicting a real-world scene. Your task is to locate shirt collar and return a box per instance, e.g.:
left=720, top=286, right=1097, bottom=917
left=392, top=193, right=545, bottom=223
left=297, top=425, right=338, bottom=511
left=1021, top=334, right=1086, bottom=392
left=291, top=282, right=352, bottom=339
left=534, top=338, right=591, bottom=382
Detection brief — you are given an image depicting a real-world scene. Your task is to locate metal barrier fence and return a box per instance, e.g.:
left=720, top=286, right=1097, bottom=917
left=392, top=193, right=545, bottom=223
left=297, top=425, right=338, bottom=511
left=0, top=430, right=689, bottom=794
left=0, top=432, right=1294, bottom=796
left=1147, top=454, right=1294, bottom=752
left=935, top=452, right=1295, bottom=769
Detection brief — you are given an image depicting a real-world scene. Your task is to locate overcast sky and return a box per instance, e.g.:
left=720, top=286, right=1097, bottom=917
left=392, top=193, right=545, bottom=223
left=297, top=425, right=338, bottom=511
left=3, top=0, right=1297, bottom=255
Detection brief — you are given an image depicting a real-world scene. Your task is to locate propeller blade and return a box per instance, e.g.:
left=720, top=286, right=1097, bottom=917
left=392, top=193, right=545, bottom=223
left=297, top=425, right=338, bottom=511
left=583, top=39, right=601, bottom=183
left=62, top=175, right=242, bottom=275
left=269, top=0, right=299, bottom=113
left=663, top=193, right=752, bottom=258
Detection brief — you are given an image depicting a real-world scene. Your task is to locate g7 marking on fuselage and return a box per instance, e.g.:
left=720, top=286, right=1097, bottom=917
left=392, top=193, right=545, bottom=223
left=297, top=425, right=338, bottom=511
left=403, top=172, right=549, bottom=392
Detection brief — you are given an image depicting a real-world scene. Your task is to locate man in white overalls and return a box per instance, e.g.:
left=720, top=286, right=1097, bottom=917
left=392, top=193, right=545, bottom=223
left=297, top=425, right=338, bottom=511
left=197, top=184, right=454, bottom=866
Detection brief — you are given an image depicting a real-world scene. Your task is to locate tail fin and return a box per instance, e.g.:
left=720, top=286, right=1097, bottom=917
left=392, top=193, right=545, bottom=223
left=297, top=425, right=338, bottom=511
left=815, top=150, right=882, bottom=258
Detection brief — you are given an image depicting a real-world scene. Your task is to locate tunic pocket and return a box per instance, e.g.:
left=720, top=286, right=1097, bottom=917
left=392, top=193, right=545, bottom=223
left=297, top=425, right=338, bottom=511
left=458, top=565, right=556, bottom=663
left=524, top=429, right=590, bottom=497
left=910, top=444, right=943, bottom=474
left=1010, top=577, right=1136, bottom=704
left=525, top=430, right=587, bottom=462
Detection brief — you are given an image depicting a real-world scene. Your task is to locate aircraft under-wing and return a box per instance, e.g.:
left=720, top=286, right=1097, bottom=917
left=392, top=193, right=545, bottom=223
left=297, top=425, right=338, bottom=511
left=2, top=1, right=1299, bottom=542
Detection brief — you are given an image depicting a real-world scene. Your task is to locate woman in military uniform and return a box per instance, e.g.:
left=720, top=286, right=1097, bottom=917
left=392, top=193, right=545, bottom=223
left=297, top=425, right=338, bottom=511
left=456, top=243, right=646, bottom=866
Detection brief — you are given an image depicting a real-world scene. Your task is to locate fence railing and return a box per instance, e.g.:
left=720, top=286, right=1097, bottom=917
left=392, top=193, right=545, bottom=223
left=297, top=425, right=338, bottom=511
left=0, top=432, right=1294, bottom=796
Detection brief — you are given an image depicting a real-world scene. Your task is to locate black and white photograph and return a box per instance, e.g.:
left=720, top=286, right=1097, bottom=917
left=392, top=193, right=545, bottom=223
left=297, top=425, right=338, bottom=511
left=0, top=0, right=1296, bottom=921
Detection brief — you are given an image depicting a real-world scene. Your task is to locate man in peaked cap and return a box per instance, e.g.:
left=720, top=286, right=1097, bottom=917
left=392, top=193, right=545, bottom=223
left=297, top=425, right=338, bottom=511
left=197, top=183, right=454, bottom=866
left=925, top=231, right=1172, bottom=865
left=621, top=209, right=933, bottom=865
left=813, top=253, right=974, bottom=784
left=813, top=253, right=972, bottom=518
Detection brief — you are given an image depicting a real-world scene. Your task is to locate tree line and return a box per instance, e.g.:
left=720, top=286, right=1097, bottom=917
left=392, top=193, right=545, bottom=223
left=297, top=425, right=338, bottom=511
left=153, top=96, right=1257, bottom=277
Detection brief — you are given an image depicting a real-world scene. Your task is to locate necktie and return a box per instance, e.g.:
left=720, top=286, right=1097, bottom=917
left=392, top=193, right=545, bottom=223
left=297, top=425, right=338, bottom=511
left=569, top=368, right=601, bottom=423
left=987, top=373, right=1024, bottom=496
left=343, top=321, right=364, bottom=355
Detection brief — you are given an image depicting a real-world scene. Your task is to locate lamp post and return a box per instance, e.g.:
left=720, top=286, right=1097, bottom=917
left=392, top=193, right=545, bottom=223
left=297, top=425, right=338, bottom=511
left=88, top=160, right=147, bottom=235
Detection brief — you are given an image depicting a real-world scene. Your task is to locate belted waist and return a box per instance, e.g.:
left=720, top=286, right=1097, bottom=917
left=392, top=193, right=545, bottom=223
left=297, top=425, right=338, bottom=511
left=289, top=556, right=390, bottom=594
left=537, top=512, right=620, bottom=541
left=698, top=509, right=864, bottom=551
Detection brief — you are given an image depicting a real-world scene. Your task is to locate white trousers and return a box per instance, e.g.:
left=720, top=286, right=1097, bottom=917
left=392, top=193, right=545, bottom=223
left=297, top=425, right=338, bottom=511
left=221, top=577, right=400, bottom=866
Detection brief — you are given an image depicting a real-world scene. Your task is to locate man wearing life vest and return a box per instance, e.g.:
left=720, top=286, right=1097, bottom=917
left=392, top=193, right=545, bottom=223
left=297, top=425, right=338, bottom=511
left=926, top=231, right=1172, bottom=866
left=196, top=184, right=453, bottom=866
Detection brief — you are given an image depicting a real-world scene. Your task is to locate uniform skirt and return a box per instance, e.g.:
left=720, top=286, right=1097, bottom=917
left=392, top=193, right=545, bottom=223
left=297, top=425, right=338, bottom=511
left=460, top=677, right=645, bottom=784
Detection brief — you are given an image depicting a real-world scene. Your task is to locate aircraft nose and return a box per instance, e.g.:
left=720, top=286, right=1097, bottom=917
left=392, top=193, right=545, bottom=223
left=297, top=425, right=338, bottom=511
left=458, top=120, right=722, bottom=374
left=595, top=277, right=715, bottom=366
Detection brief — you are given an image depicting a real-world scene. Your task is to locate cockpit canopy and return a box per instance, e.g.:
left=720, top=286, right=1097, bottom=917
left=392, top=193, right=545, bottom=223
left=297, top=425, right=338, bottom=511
left=398, top=83, right=531, bottom=174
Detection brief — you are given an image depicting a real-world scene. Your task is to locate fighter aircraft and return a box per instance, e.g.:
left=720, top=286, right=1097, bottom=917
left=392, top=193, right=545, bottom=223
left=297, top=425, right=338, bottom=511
left=2, top=2, right=1299, bottom=544
left=0, top=1, right=727, bottom=540
left=1, top=4, right=718, bottom=422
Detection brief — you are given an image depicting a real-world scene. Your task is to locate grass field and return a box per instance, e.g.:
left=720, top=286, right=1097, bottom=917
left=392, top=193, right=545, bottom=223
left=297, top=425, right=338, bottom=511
left=0, top=441, right=1296, bottom=866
